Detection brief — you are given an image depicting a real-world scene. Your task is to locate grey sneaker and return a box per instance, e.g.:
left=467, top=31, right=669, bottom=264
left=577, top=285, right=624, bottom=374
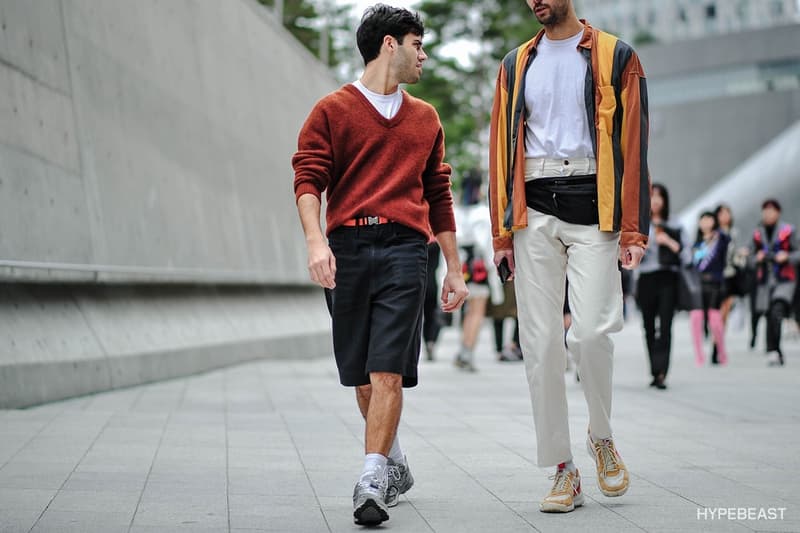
left=385, top=456, right=414, bottom=507
left=353, top=468, right=389, bottom=525
left=454, top=352, right=477, bottom=372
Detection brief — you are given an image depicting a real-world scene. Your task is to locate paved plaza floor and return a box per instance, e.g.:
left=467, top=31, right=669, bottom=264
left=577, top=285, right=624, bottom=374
left=1, top=309, right=799, bottom=532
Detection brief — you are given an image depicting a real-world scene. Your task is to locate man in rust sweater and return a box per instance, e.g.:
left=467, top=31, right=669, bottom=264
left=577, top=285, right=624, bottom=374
left=292, top=5, right=467, bottom=526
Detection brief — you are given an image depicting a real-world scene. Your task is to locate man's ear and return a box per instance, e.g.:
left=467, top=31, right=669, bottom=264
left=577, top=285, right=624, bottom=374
left=383, top=34, right=396, bottom=52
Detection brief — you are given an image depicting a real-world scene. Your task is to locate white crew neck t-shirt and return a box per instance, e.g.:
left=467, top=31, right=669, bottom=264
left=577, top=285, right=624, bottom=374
left=524, top=30, right=594, bottom=159
left=352, top=79, right=403, bottom=119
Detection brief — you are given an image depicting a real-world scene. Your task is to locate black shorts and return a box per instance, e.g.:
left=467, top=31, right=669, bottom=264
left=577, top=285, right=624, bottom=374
left=326, top=223, right=428, bottom=388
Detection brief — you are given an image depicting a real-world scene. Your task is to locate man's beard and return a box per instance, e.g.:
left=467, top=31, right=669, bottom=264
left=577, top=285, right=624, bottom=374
left=397, top=57, right=420, bottom=85
left=535, top=3, right=568, bottom=26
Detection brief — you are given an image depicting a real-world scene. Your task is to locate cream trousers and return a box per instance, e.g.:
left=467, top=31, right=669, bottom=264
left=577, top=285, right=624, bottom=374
left=513, top=206, right=623, bottom=467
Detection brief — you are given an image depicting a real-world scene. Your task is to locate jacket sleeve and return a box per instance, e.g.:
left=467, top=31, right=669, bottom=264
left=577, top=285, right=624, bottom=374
left=292, top=104, right=333, bottom=202
left=423, top=118, right=456, bottom=235
left=748, top=229, right=760, bottom=268
left=788, top=226, right=800, bottom=263
left=618, top=51, right=650, bottom=249
left=489, top=62, right=513, bottom=252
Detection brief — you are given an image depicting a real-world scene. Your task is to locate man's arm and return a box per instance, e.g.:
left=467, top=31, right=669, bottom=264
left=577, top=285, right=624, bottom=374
left=421, top=124, right=456, bottom=235
left=293, top=103, right=335, bottom=288
left=489, top=61, right=515, bottom=259
left=775, top=226, right=800, bottom=265
left=297, top=194, right=335, bottom=289
left=435, top=231, right=468, bottom=312
left=418, top=111, right=467, bottom=310
left=619, top=50, right=650, bottom=269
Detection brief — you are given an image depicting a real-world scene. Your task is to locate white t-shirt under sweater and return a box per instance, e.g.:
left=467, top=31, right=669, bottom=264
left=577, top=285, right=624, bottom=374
left=524, top=30, right=594, bottom=159
left=352, top=79, right=403, bottom=119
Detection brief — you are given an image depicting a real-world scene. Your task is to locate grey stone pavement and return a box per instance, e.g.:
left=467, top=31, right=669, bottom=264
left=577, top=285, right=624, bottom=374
left=2, top=307, right=799, bottom=533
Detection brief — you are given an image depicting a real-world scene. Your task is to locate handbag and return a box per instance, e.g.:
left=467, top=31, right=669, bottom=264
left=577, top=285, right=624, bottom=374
left=733, top=265, right=753, bottom=296
left=676, top=266, right=703, bottom=311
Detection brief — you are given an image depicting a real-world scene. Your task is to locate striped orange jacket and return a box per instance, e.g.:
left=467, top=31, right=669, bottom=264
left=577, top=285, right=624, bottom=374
left=489, top=22, right=650, bottom=251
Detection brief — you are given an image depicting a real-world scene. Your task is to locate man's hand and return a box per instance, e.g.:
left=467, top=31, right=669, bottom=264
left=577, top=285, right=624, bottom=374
left=441, top=271, right=468, bottom=312
left=756, top=250, right=766, bottom=263
left=494, top=249, right=516, bottom=280
left=307, top=237, right=336, bottom=289
left=775, top=250, right=789, bottom=264
left=619, top=245, right=645, bottom=270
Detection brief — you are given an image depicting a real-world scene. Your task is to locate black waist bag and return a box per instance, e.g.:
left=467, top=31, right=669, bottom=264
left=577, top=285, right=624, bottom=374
left=524, top=175, right=599, bottom=226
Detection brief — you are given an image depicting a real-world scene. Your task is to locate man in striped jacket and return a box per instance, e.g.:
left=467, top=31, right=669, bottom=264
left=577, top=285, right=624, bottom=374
left=488, top=0, right=650, bottom=513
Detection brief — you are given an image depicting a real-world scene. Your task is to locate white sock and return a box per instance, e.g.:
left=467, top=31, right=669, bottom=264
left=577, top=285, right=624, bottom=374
left=559, top=460, right=577, bottom=473
left=360, top=453, right=387, bottom=482
left=388, top=435, right=404, bottom=463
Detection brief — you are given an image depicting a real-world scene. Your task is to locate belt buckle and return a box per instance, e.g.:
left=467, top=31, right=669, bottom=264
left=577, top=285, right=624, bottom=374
left=366, top=216, right=380, bottom=225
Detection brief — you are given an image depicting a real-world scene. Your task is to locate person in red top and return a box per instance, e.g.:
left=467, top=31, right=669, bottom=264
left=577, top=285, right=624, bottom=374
left=292, top=5, right=467, bottom=526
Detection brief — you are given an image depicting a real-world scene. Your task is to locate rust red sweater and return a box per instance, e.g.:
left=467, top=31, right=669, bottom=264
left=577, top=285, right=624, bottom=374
left=292, top=84, right=455, bottom=237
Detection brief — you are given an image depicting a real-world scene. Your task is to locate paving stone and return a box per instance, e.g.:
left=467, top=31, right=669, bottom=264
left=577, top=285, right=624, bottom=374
left=0, top=315, right=797, bottom=532
left=30, top=510, right=131, bottom=533
left=0, top=508, right=44, bottom=533
left=46, top=489, right=141, bottom=514
left=0, top=461, right=74, bottom=489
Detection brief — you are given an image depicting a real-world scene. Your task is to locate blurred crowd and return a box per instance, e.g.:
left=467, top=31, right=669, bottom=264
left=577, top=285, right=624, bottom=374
left=422, top=174, right=799, bottom=387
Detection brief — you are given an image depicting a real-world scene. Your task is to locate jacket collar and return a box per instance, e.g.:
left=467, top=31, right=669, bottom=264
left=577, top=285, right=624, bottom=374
left=526, top=19, right=594, bottom=54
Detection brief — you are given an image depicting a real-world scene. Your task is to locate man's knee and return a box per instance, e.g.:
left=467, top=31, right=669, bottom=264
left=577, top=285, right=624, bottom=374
left=356, top=384, right=372, bottom=400
left=369, top=372, right=403, bottom=390
left=570, top=320, right=618, bottom=347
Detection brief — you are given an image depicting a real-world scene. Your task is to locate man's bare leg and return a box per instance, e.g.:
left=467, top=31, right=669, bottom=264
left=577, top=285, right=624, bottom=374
left=356, top=373, right=402, bottom=455
left=350, top=373, right=404, bottom=524
left=355, top=373, right=414, bottom=509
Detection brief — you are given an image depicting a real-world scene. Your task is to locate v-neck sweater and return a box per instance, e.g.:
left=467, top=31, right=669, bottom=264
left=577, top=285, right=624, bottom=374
left=293, top=84, right=455, bottom=237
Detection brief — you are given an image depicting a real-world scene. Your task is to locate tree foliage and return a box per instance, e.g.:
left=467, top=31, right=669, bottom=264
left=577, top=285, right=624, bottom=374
left=407, top=0, right=542, bottom=179
left=257, top=0, right=355, bottom=68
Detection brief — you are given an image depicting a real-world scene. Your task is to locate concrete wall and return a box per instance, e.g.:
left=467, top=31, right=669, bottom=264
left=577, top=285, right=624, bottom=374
left=0, top=284, right=332, bottom=409
left=0, top=0, right=337, bottom=284
left=677, top=121, right=800, bottom=237
left=640, top=24, right=800, bottom=79
left=648, top=90, right=800, bottom=211
left=638, top=24, right=800, bottom=213
left=0, top=1, right=340, bottom=407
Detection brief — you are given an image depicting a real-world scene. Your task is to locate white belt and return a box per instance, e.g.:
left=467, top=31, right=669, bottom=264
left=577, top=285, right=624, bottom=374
left=525, top=157, right=597, bottom=180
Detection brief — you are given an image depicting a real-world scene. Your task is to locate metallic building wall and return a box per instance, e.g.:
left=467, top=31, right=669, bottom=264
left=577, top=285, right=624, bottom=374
left=637, top=24, right=800, bottom=232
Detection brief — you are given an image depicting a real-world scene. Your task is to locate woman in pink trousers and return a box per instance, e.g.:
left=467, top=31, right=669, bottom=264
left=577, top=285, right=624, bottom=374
left=690, top=211, right=731, bottom=366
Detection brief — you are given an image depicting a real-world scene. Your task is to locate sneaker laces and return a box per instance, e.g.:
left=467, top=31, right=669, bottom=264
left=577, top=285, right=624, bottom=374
left=595, top=439, right=620, bottom=474
left=387, top=464, right=402, bottom=482
left=359, top=468, right=387, bottom=490
left=547, top=469, right=571, bottom=493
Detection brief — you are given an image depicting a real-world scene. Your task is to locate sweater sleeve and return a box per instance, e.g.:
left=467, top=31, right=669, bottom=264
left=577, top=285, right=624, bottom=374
left=292, top=104, right=333, bottom=202
left=423, top=123, right=456, bottom=235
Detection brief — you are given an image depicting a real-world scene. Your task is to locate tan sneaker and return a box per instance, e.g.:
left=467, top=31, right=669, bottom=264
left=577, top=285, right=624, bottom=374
left=540, top=465, right=584, bottom=513
left=586, top=434, right=629, bottom=497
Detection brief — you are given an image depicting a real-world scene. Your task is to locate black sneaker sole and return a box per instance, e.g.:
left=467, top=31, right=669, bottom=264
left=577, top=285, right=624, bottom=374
left=354, top=498, right=389, bottom=525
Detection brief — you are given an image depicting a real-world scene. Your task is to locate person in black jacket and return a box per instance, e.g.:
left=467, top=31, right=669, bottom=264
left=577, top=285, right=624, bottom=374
left=635, top=184, right=683, bottom=389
